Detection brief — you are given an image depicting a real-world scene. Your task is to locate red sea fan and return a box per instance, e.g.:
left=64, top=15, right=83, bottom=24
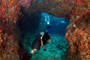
left=21, top=0, right=31, bottom=7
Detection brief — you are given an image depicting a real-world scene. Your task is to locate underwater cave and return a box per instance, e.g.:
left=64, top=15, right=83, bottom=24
left=1, top=0, right=90, bottom=60
left=17, top=8, right=70, bottom=60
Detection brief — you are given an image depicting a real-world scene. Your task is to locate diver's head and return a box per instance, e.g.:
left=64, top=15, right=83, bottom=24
left=40, top=31, right=45, bottom=36
left=47, top=22, right=50, bottom=24
left=46, top=21, right=50, bottom=25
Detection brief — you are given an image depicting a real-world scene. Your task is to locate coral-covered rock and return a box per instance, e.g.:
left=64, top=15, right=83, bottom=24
left=0, top=0, right=21, bottom=60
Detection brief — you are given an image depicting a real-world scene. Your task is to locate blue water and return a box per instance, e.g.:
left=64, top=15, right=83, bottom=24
left=40, top=12, right=70, bottom=35
left=38, top=0, right=42, bottom=3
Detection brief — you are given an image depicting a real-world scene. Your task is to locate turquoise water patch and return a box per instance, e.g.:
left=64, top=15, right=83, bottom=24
left=38, top=0, right=42, bottom=3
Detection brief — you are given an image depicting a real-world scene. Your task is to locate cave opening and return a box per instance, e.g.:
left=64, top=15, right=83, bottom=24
left=17, top=9, right=70, bottom=59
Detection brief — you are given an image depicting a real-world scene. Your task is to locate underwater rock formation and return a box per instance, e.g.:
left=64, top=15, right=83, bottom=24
left=25, top=0, right=74, bottom=19
left=0, top=0, right=90, bottom=60
left=65, top=12, right=90, bottom=60
left=64, top=0, right=90, bottom=60
left=0, top=0, right=21, bottom=60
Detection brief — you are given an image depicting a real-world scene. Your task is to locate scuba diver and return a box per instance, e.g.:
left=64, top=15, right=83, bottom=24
left=30, top=31, right=51, bottom=57
left=44, top=16, right=52, bottom=32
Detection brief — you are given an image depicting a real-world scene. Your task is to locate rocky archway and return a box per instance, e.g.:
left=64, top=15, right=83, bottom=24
left=17, top=11, right=70, bottom=60
left=0, top=0, right=90, bottom=60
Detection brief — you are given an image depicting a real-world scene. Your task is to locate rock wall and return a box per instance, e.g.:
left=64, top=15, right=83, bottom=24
left=65, top=0, right=90, bottom=60
left=65, top=13, right=90, bottom=60
left=0, top=0, right=21, bottom=59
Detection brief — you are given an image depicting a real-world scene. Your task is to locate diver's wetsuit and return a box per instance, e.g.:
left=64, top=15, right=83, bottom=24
left=42, top=32, right=50, bottom=45
left=31, top=31, right=50, bottom=50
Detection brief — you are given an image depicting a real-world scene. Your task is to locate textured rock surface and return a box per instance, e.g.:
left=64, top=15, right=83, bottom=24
left=0, top=0, right=21, bottom=60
